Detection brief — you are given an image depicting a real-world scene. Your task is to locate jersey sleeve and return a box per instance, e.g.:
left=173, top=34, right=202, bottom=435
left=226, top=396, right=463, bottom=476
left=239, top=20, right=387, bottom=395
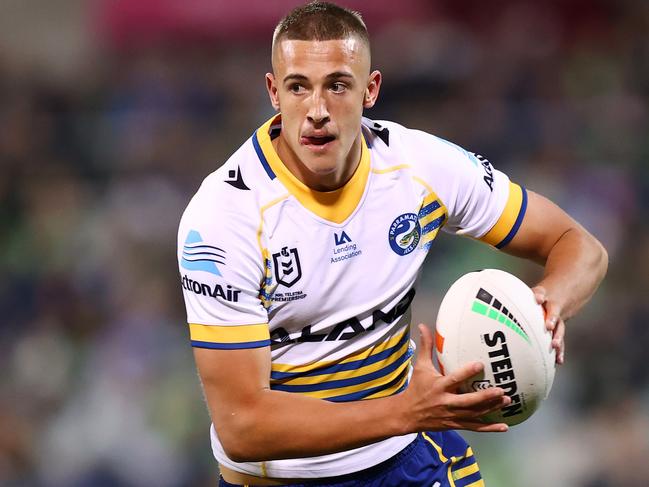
left=402, top=127, right=527, bottom=248
left=177, top=181, right=270, bottom=349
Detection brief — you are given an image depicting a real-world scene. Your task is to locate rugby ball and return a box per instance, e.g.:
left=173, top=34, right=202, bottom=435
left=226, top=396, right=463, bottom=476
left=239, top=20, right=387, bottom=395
left=435, top=269, right=555, bottom=426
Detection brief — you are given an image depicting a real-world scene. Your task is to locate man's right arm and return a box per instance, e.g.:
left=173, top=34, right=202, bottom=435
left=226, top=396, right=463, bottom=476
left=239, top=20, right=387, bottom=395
left=195, top=323, right=510, bottom=463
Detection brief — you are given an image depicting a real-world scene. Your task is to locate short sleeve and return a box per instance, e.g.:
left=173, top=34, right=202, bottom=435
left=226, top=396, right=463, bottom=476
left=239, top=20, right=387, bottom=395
left=441, top=149, right=527, bottom=249
left=177, top=186, right=270, bottom=350
left=398, top=126, right=527, bottom=249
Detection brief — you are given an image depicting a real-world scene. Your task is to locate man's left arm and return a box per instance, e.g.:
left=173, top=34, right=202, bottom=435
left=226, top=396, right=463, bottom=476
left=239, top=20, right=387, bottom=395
left=500, top=190, right=608, bottom=364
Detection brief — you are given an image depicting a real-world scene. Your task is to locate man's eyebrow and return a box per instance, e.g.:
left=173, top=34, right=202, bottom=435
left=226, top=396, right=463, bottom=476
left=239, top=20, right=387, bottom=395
left=283, top=73, right=308, bottom=83
left=282, top=71, right=355, bottom=83
left=325, top=71, right=354, bottom=80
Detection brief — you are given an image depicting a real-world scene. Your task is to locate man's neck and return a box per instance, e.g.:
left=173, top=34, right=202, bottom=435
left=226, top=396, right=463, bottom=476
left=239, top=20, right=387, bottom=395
left=272, top=134, right=362, bottom=192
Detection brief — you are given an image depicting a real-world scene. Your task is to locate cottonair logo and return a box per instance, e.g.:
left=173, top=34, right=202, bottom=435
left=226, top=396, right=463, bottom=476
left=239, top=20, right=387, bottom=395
left=388, top=213, right=421, bottom=255
left=181, top=230, right=225, bottom=276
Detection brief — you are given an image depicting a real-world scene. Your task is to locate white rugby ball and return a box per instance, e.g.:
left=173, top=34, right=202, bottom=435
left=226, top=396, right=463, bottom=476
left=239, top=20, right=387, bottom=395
left=435, top=269, right=555, bottom=426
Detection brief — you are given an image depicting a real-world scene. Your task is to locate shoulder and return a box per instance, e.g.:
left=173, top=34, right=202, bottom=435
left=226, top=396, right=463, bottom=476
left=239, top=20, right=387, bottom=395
left=178, top=134, right=280, bottom=253
left=363, top=118, right=476, bottom=168
left=362, top=117, right=494, bottom=194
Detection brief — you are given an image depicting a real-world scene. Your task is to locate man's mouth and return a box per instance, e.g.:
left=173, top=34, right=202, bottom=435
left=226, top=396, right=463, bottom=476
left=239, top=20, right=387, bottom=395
left=301, top=135, right=336, bottom=146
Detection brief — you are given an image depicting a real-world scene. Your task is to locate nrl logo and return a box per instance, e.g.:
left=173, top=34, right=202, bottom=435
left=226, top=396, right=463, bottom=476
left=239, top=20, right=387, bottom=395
left=272, top=246, right=302, bottom=287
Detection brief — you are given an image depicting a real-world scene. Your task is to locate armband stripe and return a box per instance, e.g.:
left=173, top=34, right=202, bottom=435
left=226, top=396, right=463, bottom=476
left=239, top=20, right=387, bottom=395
left=191, top=339, right=271, bottom=350
left=479, top=182, right=527, bottom=248
left=189, top=323, right=270, bottom=345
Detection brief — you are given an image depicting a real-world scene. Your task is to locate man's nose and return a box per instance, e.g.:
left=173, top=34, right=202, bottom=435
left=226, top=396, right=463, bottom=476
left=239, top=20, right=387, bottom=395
left=307, top=92, right=330, bottom=124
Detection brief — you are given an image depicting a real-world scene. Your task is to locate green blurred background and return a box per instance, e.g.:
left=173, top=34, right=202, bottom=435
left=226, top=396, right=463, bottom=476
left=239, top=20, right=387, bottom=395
left=1, top=1, right=647, bottom=486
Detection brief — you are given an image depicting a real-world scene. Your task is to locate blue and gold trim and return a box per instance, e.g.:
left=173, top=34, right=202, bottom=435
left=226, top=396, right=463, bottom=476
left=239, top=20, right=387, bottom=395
left=252, top=130, right=276, bottom=180
left=189, top=323, right=270, bottom=349
left=252, top=115, right=371, bottom=224
left=479, top=182, right=528, bottom=249
left=418, top=192, right=448, bottom=251
left=422, top=433, right=484, bottom=487
left=270, top=327, right=412, bottom=402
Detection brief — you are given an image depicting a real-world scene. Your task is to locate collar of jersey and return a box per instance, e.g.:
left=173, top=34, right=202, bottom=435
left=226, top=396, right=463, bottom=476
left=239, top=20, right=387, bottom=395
left=254, top=114, right=370, bottom=225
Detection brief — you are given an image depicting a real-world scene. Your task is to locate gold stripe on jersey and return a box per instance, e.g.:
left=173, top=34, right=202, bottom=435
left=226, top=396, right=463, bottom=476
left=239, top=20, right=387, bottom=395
left=364, top=367, right=410, bottom=399
left=271, top=326, right=409, bottom=373
left=256, top=116, right=370, bottom=224
left=269, top=326, right=412, bottom=402
left=256, top=194, right=289, bottom=309
left=271, top=357, right=410, bottom=401
left=419, top=192, right=448, bottom=247
left=189, top=323, right=270, bottom=349
left=271, top=337, right=410, bottom=386
left=479, top=182, right=526, bottom=247
left=371, top=164, right=412, bottom=174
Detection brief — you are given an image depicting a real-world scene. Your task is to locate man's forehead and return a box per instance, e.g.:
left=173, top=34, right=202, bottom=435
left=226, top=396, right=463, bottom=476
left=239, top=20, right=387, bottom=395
left=272, top=37, right=370, bottom=72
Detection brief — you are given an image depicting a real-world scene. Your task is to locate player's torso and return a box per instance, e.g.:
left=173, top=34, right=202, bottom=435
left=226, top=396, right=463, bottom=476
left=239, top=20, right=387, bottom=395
left=262, top=167, right=427, bottom=349
left=253, top=123, right=447, bottom=402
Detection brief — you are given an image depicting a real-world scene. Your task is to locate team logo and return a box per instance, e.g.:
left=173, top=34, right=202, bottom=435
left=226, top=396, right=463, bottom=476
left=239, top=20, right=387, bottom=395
left=272, top=246, right=302, bottom=287
left=224, top=166, right=250, bottom=190
left=181, top=230, right=225, bottom=276
left=388, top=213, right=421, bottom=255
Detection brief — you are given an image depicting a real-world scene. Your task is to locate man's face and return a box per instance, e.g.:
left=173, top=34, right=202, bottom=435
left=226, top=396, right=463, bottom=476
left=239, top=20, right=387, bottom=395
left=267, top=37, right=380, bottom=187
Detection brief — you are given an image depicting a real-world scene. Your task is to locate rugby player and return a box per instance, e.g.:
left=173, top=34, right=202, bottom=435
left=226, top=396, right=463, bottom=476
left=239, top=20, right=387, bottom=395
left=178, top=3, right=607, bottom=485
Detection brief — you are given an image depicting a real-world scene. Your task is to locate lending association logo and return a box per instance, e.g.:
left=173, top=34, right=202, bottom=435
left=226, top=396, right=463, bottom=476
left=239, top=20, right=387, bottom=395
left=388, top=213, right=421, bottom=255
left=272, top=246, right=302, bottom=287
left=331, top=231, right=362, bottom=264
left=181, top=230, right=225, bottom=276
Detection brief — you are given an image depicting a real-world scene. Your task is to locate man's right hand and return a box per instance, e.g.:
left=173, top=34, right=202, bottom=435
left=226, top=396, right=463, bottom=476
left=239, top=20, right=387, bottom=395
left=399, top=323, right=510, bottom=433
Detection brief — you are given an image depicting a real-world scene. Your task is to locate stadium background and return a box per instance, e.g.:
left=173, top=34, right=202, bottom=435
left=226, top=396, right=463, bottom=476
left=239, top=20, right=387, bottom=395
left=1, top=0, right=647, bottom=486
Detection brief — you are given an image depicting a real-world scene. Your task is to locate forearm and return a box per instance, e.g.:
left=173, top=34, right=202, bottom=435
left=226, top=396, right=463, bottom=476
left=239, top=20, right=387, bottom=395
left=536, top=226, right=608, bottom=319
left=215, top=386, right=408, bottom=462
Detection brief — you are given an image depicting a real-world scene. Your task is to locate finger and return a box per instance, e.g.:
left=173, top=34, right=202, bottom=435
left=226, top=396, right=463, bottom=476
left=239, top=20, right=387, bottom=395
left=441, top=361, right=484, bottom=391
left=543, top=301, right=562, bottom=333
left=450, top=395, right=512, bottom=418
left=552, top=319, right=566, bottom=365
left=449, top=387, right=507, bottom=409
left=417, top=323, right=434, bottom=364
left=444, top=419, right=509, bottom=433
left=531, top=285, right=547, bottom=305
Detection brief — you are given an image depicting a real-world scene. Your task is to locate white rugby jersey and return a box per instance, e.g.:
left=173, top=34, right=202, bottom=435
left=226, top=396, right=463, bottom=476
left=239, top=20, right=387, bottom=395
left=177, top=115, right=527, bottom=478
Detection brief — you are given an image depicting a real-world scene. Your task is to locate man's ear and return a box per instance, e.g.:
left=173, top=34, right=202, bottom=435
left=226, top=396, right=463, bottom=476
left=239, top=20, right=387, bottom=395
left=363, top=70, right=382, bottom=109
left=266, top=73, right=280, bottom=111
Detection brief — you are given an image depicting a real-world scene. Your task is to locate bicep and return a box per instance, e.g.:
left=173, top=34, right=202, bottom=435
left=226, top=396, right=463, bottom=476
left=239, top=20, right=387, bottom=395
left=501, top=190, right=580, bottom=264
left=194, top=345, right=271, bottom=425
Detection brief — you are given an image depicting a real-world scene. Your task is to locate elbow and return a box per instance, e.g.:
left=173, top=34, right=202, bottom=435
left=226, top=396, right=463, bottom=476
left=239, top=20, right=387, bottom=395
left=592, top=234, right=609, bottom=281
left=221, top=440, right=260, bottom=464
left=222, top=443, right=255, bottom=464
left=217, top=413, right=268, bottom=463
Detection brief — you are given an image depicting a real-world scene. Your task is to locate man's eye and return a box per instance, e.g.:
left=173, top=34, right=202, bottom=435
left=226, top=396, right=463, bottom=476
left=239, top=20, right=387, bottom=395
left=289, top=84, right=304, bottom=94
left=331, top=82, right=347, bottom=93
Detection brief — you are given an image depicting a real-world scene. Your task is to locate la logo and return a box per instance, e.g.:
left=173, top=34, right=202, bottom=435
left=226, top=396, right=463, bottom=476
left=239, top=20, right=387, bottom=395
left=334, top=231, right=352, bottom=246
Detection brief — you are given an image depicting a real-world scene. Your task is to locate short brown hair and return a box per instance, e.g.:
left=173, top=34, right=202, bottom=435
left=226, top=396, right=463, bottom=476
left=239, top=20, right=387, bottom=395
left=273, top=2, right=369, bottom=50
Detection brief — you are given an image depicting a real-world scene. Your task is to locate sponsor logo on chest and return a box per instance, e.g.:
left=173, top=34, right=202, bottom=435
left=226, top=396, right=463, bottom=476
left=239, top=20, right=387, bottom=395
left=330, top=231, right=362, bottom=264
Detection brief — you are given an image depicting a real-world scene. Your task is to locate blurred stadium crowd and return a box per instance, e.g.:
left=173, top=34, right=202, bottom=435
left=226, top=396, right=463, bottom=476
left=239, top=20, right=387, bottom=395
left=1, top=1, right=648, bottom=486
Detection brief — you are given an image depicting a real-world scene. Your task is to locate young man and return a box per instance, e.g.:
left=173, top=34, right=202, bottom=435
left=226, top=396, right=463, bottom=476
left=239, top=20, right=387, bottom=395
left=178, top=2, right=607, bottom=486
